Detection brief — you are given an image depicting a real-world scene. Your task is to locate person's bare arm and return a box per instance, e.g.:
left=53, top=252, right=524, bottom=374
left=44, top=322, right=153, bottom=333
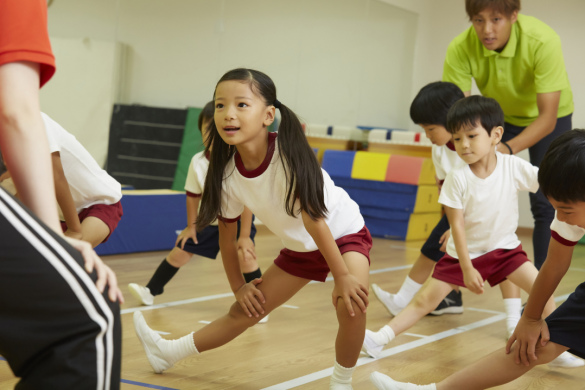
left=52, top=152, right=82, bottom=238
left=0, top=62, right=60, bottom=231
left=497, top=91, right=561, bottom=155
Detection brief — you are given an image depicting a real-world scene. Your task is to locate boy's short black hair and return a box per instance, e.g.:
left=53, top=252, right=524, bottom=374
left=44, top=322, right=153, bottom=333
left=410, top=81, right=465, bottom=127
left=197, top=101, right=215, bottom=132
left=446, top=95, right=504, bottom=135
left=539, top=129, right=585, bottom=203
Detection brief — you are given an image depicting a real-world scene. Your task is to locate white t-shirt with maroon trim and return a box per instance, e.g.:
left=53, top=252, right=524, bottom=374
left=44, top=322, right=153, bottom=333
left=184, top=151, right=218, bottom=226
left=432, top=141, right=465, bottom=181
left=550, top=213, right=585, bottom=246
left=218, top=132, right=364, bottom=252
left=42, top=113, right=121, bottom=214
left=439, top=153, right=539, bottom=259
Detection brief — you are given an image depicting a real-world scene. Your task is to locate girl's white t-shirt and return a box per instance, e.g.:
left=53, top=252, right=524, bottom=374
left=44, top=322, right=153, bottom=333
left=219, top=133, right=364, bottom=252
left=43, top=113, right=121, bottom=214
left=439, top=153, right=539, bottom=259
left=184, top=151, right=218, bottom=226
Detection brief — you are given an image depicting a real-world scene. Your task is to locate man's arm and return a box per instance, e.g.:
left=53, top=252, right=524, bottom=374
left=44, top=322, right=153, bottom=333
left=497, top=91, right=561, bottom=155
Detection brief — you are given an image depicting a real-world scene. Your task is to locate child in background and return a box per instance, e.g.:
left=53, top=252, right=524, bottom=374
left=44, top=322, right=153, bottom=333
left=0, top=112, right=123, bottom=248
left=133, top=68, right=371, bottom=389
left=362, top=96, right=581, bottom=368
left=369, top=129, right=585, bottom=390
left=373, top=82, right=522, bottom=336
left=128, top=101, right=264, bottom=308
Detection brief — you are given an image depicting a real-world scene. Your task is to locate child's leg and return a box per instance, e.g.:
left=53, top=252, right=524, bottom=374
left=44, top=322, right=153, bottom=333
left=335, top=251, right=370, bottom=368
left=499, top=280, right=522, bottom=337
left=193, top=264, right=309, bottom=351
left=146, top=247, right=191, bottom=295
left=436, top=342, right=568, bottom=390
left=505, top=262, right=556, bottom=317
left=364, top=278, right=454, bottom=358
left=79, top=216, right=110, bottom=248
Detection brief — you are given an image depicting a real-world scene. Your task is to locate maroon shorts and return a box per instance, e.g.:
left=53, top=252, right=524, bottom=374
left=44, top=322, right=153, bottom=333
left=432, top=244, right=529, bottom=288
left=60, top=201, right=123, bottom=243
left=274, top=226, right=372, bottom=282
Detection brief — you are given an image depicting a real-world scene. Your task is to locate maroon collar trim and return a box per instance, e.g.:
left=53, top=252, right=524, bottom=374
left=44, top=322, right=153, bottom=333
left=205, top=151, right=210, bottom=161
left=235, top=132, right=277, bottom=178
left=446, top=141, right=455, bottom=151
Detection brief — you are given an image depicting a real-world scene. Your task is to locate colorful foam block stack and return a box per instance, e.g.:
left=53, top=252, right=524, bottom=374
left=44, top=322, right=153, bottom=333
left=322, top=150, right=441, bottom=241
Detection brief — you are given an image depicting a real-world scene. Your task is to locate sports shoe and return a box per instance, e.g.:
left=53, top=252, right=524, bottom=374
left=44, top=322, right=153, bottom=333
left=133, top=311, right=173, bottom=373
left=361, top=329, right=384, bottom=358
left=372, top=283, right=404, bottom=316
left=429, top=289, right=463, bottom=316
left=370, top=371, right=434, bottom=389
left=128, top=283, right=154, bottom=306
left=548, top=351, right=585, bottom=368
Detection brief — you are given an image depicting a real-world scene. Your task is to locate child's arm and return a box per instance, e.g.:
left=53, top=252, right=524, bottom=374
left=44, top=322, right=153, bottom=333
left=176, top=195, right=199, bottom=248
left=51, top=152, right=82, bottom=239
left=444, top=205, right=484, bottom=294
left=218, top=219, right=265, bottom=318
left=301, top=211, right=369, bottom=316
left=237, top=207, right=257, bottom=263
left=506, top=237, right=573, bottom=365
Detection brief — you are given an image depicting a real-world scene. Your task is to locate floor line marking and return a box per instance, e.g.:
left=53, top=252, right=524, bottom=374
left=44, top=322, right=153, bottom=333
left=403, top=332, right=427, bottom=338
left=281, top=304, right=299, bottom=309
left=120, top=378, right=180, bottom=389
left=261, top=313, right=506, bottom=389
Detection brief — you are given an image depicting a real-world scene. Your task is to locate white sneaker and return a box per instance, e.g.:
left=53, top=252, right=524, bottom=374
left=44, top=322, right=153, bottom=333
left=257, top=314, right=269, bottom=324
left=362, top=329, right=384, bottom=358
left=133, top=311, right=173, bottom=373
left=370, top=371, right=433, bottom=390
left=548, top=351, right=585, bottom=368
left=372, top=283, right=403, bottom=316
left=129, top=283, right=154, bottom=306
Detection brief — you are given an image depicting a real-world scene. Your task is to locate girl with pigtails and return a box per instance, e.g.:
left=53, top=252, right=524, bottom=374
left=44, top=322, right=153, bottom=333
left=133, top=68, right=372, bottom=389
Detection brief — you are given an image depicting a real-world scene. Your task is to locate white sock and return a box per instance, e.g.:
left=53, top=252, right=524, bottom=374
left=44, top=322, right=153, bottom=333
left=372, top=325, right=395, bottom=346
left=504, top=298, right=521, bottom=334
left=330, top=361, right=354, bottom=389
left=395, top=276, right=423, bottom=307
left=159, top=332, right=199, bottom=365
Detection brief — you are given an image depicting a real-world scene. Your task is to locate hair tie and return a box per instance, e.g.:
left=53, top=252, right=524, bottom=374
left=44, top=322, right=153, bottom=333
left=273, top=99, right=282, bottom=109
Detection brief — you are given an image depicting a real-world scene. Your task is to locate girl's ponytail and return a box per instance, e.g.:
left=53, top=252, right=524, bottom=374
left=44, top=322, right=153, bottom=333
left=276, top=102, right=327, bottom=220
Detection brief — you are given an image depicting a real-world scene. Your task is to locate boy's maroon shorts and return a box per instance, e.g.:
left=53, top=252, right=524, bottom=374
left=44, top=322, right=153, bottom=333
left=274, top=226, right=372, bottom=282
left=432, top=244, right=530, bottom=287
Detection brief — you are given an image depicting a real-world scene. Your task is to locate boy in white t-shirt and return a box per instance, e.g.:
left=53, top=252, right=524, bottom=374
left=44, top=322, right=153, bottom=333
left=373, top=82, right=522, bottom=335
left=369, top=128, right=585, bottom=390
left=362, top=96, right=581, bottom=368
left=0, top=113, right=123, bottom=247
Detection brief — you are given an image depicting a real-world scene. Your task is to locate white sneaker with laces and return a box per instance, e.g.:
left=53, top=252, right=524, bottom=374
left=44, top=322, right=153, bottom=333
left=128, top=283, right=154, bottom=306
left=362, top=329, right=384, bottom=358
left=133, top=311, right=173, bottom=373
left=372, top=283, right=403, bottom=316
left=548, top=351, right=585, bottom=368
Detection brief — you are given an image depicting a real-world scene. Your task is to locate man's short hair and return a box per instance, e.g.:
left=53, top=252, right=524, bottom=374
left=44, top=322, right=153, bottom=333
left=465, top=0, right=521, bottom=20
left=445, top=95, right=504, bottom=135
left=539, top=129, right=585, bottom=203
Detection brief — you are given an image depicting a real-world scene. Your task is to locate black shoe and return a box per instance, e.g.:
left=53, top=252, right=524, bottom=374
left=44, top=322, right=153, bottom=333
left=429, top=290, right=463, bottom=315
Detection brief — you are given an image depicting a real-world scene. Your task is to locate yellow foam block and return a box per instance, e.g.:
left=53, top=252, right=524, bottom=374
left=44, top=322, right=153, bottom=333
left=417, top=159, right=437, bottom=185
left=405, top=212, right=442, bottom=241
left=413, top=185, right=442, bottom=213
left=351, top=151, right=391, bottom=181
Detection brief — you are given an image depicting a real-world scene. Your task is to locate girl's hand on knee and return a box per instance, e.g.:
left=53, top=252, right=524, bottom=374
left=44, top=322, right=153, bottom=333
left=506, top=316, right=549, bottom=366
left=236, top=279, right=265, bottom=318
left=332, top=274, right=369, bottom=316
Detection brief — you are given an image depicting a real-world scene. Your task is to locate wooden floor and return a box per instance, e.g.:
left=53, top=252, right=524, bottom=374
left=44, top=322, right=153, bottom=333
left=2, top=226, right=585, bottom=389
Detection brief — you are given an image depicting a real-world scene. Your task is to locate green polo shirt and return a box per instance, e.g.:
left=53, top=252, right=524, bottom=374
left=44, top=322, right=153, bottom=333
left=443, top=14, right=573, bottom=127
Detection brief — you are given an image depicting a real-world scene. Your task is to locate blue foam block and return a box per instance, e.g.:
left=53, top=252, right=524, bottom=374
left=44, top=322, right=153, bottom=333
left=361, top=206, right=410, bottom=240
left=322, top=150, right=356, bottom=179
left=96, top=192, right=186, bottom=255
left=331, top=177, right=418, bottom=212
